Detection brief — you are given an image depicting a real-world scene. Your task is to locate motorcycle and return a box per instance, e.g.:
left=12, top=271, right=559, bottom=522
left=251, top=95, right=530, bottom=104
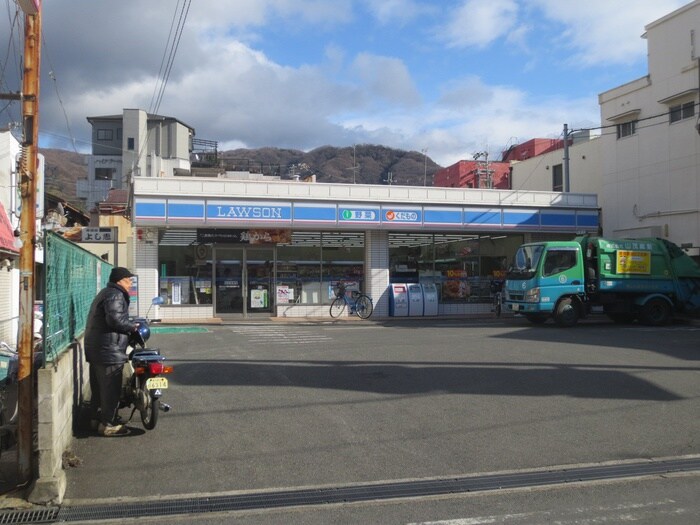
left=121, top=297, right=172, bottom=430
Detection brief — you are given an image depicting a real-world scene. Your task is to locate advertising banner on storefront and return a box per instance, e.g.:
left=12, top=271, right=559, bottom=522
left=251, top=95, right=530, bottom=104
left=196, top=229, right=291, bottom=244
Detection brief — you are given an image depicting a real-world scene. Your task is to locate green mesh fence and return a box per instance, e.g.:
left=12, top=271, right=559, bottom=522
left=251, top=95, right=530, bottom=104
left=44, top=232, right=112, bottom=364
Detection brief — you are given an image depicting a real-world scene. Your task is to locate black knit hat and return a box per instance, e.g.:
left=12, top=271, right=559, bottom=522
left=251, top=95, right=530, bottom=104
left=109, top=267, right=135, bottom=283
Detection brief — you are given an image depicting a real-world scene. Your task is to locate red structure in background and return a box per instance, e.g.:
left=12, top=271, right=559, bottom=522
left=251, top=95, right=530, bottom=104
left=433, top=138, right=571, bottom=189
left=433, top=160, right=511, bottom=189
left=501, top=138, right=565, bottom=163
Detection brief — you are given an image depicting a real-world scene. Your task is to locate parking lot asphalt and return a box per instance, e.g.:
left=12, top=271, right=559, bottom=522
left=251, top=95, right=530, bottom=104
left=2, top=314, right=700, bottom=522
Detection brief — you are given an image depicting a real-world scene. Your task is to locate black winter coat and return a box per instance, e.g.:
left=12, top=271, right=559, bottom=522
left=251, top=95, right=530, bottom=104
left=84, top=282, right=135, bottom=365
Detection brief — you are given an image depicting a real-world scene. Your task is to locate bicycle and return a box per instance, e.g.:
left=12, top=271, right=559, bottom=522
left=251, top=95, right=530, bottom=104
left=490, top=279, right=504, bottom=317
left=330, top=282, right=373, bottom=319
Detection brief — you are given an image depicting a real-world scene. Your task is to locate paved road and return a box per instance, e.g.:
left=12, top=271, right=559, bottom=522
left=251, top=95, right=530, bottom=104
left=35, top=317, right=700, bottom=521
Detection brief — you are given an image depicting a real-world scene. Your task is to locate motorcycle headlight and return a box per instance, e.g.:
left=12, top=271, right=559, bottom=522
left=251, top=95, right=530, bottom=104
left=524, top=287, right=540, bottom=303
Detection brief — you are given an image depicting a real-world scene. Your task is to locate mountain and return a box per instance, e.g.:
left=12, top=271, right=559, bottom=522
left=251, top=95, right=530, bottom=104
left=40, top=144, right=444, bottom=212
left=40, top=148, right=88, bottom=211
left=222, top=145, right=442, bottom=186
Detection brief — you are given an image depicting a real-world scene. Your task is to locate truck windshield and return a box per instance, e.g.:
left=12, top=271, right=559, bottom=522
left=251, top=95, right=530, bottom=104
left=507, top=245, right=543, bottom=279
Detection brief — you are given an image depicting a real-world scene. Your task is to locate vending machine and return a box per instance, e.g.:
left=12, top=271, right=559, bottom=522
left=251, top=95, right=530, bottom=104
left=389, top=283, right=409, bottom=316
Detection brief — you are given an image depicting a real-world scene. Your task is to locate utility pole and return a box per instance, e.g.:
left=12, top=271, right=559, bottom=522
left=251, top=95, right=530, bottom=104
left=421, top=148, right=428, bottom=186
left=17, top=0, right=41, bottom=486
left=563, top=123, right=570, bottom=192
left=473, top=151, right=493, bottom=188
left=346, top=144, right=360, bottom=184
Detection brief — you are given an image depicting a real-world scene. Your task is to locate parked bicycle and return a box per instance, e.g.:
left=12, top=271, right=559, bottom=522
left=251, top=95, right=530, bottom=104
left=490, top=279, right=504, bottom=317
left=330, top=282, right=373, bottom=319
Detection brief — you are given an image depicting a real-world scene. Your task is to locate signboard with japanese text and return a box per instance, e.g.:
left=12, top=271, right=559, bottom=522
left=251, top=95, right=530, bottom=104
left=616, top=250, right=651, bottom=275
left=81, top=227, right=115, bottom=242
left=197, top=229, right=291, bottom=245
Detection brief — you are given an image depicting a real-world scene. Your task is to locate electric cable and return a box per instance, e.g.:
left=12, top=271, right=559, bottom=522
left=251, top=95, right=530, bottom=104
left=148, top=0, right=182, bottom=114
left=0, top=1, right=22, bottom=124
left=41, top=32, right=79, bottom=154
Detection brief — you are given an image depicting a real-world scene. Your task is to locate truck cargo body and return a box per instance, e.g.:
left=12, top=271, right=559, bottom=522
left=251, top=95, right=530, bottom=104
left=504, top=237, right=700, bottom=327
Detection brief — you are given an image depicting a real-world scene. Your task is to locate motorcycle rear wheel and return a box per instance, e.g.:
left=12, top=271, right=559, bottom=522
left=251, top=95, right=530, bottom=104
left=138, top=387, right=159, bottom=430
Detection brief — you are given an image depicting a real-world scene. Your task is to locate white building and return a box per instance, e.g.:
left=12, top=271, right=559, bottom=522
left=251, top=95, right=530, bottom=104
left=77, top=109, right=194, bottom=211
left=510, top=133, right=602, bottom=196
left=599, top=0, right=700, bottom=255
left=0, top=131, right=20, bottom=345
left=0, top=131, right=45, bottom=345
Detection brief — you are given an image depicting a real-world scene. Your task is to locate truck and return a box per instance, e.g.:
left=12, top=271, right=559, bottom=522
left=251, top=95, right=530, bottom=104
left=504, top=236, right=700, bottom=327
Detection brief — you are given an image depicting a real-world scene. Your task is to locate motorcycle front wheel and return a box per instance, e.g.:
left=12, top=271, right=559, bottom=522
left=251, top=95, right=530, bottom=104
left=138, top=387, right=159, bottom=430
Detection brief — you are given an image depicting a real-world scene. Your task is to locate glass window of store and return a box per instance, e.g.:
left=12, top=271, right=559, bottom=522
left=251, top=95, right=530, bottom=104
left=389, top=233, right=523, bottom=304
left=321, top=232, right=365, bottom=300
left=275, top=231, right=365, bottom=305
left=158, top=231, right=213, bottom=306
left=276, top=232, right=322, bottom=305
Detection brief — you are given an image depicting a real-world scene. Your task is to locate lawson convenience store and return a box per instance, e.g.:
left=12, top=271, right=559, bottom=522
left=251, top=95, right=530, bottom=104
left=130, top=176, right=599, bottom=320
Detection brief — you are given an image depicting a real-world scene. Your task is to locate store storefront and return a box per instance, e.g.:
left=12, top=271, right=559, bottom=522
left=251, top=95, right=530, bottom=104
left=132, top=177, right=599, bottom=320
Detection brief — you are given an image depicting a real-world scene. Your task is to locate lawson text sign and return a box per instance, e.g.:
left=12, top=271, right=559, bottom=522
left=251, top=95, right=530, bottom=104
left=206, top=202, right=292, bottom=223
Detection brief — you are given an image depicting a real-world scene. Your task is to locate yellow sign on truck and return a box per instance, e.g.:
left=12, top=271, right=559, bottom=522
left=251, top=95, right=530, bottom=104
left=616, top=250, right=651, bottom=274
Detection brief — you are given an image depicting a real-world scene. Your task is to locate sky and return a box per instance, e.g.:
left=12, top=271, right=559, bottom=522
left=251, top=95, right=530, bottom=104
left=0, top=0, right=691, bottom=167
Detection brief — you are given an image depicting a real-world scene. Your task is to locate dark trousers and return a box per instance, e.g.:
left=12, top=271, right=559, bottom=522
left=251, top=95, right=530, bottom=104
left=89, top=363, right=124, bottom=426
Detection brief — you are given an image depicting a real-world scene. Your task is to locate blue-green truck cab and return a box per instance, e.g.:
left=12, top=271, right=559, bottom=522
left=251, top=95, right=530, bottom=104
left=504, top=236, right=700, bottom=327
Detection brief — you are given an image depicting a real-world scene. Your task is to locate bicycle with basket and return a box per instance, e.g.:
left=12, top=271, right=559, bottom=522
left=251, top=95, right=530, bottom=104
left=330, top=282, right=373, bottom=319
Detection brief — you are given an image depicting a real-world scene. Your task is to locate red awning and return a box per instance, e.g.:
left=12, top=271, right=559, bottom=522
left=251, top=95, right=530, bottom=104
left=0, top=201, right=18, bottom=256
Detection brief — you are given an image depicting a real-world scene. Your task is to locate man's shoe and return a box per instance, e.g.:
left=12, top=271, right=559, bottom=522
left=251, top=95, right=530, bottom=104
left=98, top=423, right=130, bottom=437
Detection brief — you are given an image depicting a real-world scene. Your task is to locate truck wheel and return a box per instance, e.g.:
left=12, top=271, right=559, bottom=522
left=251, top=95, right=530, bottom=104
left=555, top=298, right=579, bottom=327
left=639, top=298, right=671, bottom=326
left=524, top=314, right=548, bottom=324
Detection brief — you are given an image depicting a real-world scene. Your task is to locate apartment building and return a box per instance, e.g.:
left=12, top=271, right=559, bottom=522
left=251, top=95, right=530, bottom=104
left=599, top=0, right=700, bottom=255
left=77, top=109, right=194, bottom=211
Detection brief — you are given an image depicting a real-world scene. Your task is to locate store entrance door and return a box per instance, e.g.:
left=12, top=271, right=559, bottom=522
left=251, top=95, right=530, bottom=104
left=214, top=246, right=274, bottom=317
left=214, top=247, right=244, bottom=315
left=245, top=248, right=274, bottom=316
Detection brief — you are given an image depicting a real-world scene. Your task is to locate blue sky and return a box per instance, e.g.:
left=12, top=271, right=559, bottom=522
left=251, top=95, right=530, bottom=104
left=0, top=0, right=690, bottom=166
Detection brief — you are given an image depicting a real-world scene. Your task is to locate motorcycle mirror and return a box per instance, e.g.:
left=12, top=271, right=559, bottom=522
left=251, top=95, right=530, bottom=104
left=152, top=296, right=165, bottom=305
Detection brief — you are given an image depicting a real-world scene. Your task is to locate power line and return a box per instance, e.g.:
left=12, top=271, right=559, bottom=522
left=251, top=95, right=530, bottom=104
left=41, top=32, right=79, bottom=154
left=150, top=0, right=191, bottom=116
left=0, top=1, right=22, bottom=124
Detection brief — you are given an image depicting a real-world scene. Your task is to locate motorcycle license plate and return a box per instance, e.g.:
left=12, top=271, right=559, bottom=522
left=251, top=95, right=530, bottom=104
left=146, top=377, right=168, bottom=390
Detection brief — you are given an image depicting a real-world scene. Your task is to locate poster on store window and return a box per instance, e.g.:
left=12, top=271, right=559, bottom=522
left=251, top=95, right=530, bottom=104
left=172, top=281, right=182, bottom=305
left=276, top=285, right=293, bottom=304
left=250, top=288, right=269, bottom=308
left=128, top=275, right=139, bottom=317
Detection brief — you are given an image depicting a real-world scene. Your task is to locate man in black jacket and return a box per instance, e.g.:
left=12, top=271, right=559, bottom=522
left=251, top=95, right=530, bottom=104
left=85, top=267, right=139, bottom=436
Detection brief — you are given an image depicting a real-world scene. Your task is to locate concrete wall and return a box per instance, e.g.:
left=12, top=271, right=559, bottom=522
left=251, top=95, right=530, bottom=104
left=31, top=337, right=89, bottom=505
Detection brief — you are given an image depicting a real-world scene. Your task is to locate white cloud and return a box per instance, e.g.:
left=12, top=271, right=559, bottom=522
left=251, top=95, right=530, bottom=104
left=186, top=0, right=354, bottom=30
left=532, top=0, right=689, bottom=66
left=350, top=53, right=421, bottom=107
left=361, top=0, right=430, bottom=26
left=443, top=0, right=520, bottom=49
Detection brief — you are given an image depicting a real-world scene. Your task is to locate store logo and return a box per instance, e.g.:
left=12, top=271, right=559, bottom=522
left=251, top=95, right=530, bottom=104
left=385, top=210, right=418, bottom=221
left=341, top=209, right=376, bottom=221
left=214, top=206, right=283, bottom=219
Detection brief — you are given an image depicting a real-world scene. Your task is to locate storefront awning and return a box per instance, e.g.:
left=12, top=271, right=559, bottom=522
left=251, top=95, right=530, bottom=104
left=0, top=202, right=18, bottom=256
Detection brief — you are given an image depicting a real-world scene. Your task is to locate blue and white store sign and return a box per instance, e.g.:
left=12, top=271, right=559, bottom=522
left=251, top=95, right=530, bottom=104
left=133, top=197, right=599, bottom=233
